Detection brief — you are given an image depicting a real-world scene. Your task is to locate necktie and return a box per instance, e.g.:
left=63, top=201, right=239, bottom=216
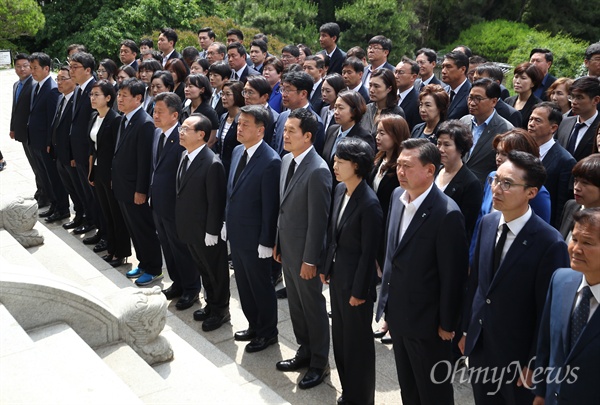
left=115, top=117, right=127, bottom=151
left=493, top=224, right=509, bottom=274
left=567, top=122, right=586, bottom=155
left=284, top=159, right=296, bottom=191
left=419, top=82, right=425, bottom=92
left=233, top=150, right=248, bottom=186
left=15, top=81, right=24, bottom=102
left=178, top=155, right=189, bottom=186
left=53, top=96, right=66, bottom=129
left=32, top=83, right=40, bottom=106
left=75, top=87, right=83, bottom=110
left=570, top=286, right=593, bottom=351
left=450, top=90, right=456, bottom=103
left=156, top=133, right=165, bottom=163
left=331, top=129, right=343, bottom=159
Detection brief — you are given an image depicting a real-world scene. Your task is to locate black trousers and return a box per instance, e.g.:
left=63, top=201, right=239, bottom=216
left=118, top=199, right=162, bottom=274
left=31, top=146, right=69, bottom=212
left=56, top=160, right=84, bottom=215
left=21, top=141, right=46, bottom=201
left=187, top=239, right=230, bottom=315
left=94, top=177, right=131, bottom=257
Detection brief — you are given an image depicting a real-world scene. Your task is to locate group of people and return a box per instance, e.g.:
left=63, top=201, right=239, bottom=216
left=8, top=20, right=600, bottom=405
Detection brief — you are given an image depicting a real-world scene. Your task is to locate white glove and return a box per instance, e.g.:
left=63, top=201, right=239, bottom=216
left=205, top=233, right=218, bottom=246
left=258, top=244, right=273, bottom=259
left=220, top=222, right=227, bottom=241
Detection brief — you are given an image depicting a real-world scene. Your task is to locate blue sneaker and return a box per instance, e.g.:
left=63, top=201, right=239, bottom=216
left=126, top=267, right=144, bottom=279
left=135, top=273, right=163, bottom=286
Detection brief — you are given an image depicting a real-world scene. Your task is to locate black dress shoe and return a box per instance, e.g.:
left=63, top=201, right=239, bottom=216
left=162, top=285, right=183, bottom=300
left=175, top=293, right=199, bottom=310
left=44, top=211, right=70, bottom=223
left=337, top=395, right=348, bottom=404
left=245, top=335, right=278, bottom=353
left=373, top=329, right=387, bottom=338
left=38, top=207, right=55, bottom=218
left=276, top=356, right=310, bottom=372
left=271, top=273, right=283, bottom=287
left=298, top=365, right=330, bottom=389
left=193, top=306, right=211, bottom=321
left=83, top=232, right=102, bottom=244
left=93, top=239, right=108, bottom=252
left=276, top=287, right=287, bottom=299
left=234, top=328, right=256, bottom=342
left=63, top=216, right=83, bottom=229
left=202, top=311, right=231, bottom=332
left=73, top=223, right=96, bottom=235
left=108, top=257, right=127, bottom=267
left=381, top=335, right=393, bottom=345
left=102, top=254, right=114, bottom=262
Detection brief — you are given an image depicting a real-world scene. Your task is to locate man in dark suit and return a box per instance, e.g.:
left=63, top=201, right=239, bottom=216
left=414, top=48, right=444, bottom=91
left=556, top=76, right=599, bottom=162
left=226, top=105, right=281, bottom=352
left=459, top=151, right=569, bottom=405
left=27, top=52, right=70, bottom=220
left=303, top=55, right=325, bottom=114
left=119, top=40, right=139, bottom=71
left=317, top=22, right=346, bottom=75
left=395, top=57, right=422, bottom=131
left=443, top=51, right=472, bottom=120
left=175, top=113, right=230, bottom=331
left=249, top=39, right=268, bottom=74
left=272, top=72, right=325, bottom=155
left=534, top=208, right=600, bottom=405
left=528, top=102, right=576, bottom=227
left=530, top=48, right=557, bottom=101
left=274, top=109, right=332, bottom=389
left=227, top=42, right=259, bottom=85
left=10, top=53, right=45, bottom=205
left=341, top=57, right=369, bottom=103
left=473, top=63, right=523, bottom=127
left=460, top=78, right=514, bottom=186
left=197, top=27, right=215, bottom=60
left=584, top=42, right=600, bottom=77
left=149, top=92, right=199, bottom=309
left=112, top=78, right=163, bottom=286
left=158, top=27, right=183, bottom=68
left=362, top=35, right=395, bottom=87
left=376, top=138, right=468, bottom=405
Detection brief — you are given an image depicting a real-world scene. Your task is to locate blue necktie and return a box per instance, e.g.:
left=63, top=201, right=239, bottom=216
left=15, top=81, right=23, bottom=102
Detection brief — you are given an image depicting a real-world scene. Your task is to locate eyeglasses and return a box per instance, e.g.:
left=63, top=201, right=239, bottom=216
left=467, top=95, right=490, bottom=104
left=178, top=126, right=191, bottom=134
left=15, top=64, right=30, bottom=70
left=56, top=76, right=71, bottom=82
left=568, top=95, right=587, bottom=102
left=488, top=176, right=530, bottom=191
left=278, top=87, right=300, bottom=95
left=241, top=90, right=257, bottom=97
left=281, top=54, right=295, bottom=60
left=69, top=65, right=83, bottom=71
left=367, top=46, right=383, bottom=51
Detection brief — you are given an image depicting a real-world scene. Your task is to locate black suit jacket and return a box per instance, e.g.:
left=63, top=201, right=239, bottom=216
left=542, top=142, right=576, bottom=227
left=505, top=94, right=542, bottom=129
left=50, top=94, right=75, bottom=165
left=89, top=109, right=120, bottom=183
left=111, top=108, right=155, bottom=202
left=322, top=124, right=375, bottom=168
left=70, top=79, right=96, bottom=163
left=399, top=87, right=422, bottom=131
left=322, top=180, right=382, bottom=300
left=175, top=146, right=226, bottom=243
left=321, top=47, right=346, bottom=75
left=556, top=114, right=600, bottom=162
left=309, top=81, right=324, bottom=114
left=494, top=98, right=523, bottom=128
left=236, top=65, right=260, bottom=85
left=28, top=77, right=60, bottom=150
left=356, top=85, right=370, bottom=103
left=446, top=80, right=471, bottom=120
left=557, top=199, right=580, bottom=240
left=442, top=164, right=482, bottom=241
left=534, top=74, right=557, bottom=101
left=414, top=75, right=444, bottom=92
left=11, top=76, right=33, bottom=143
left=215, top=112, right=240, bottom=176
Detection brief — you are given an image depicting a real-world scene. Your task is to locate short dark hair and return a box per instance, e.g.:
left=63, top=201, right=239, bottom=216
left=14, top=53, right=29, bottom=62
left=139, top=59, right=162, bottom=73
left=154, top=91, right=182, bottom=118
left=444, top=51, right=469, bottom=72
left=282, top=45, right=300, bottom=58
left=182, top=46, right=200, bottom=62
left=475, top=63, right=504, bottom=83
left=240, top=104, right=269, bottom=128
left=454, top=45, right=472, bottom=58
left=151, top=70, right=175, bottom=92
left=70, top=52, right=95, bottom=71
left=91, top=79, right=117, bottom=108
left=264, top=56, right=284, bottom=74
left=222, top=80, right=245, bottom=107
left=342, top=57, right=364, bottom=73
left=192, top=57, right=210, bottom=72
left=197, top=27, right=216, bottom=40
left=67, top=44, right=86, bottom=54
left=585, top=42, right=600, bottom=60
left=368, top=35, right=392, bottom=53
left=506, top=150, right=547, bottom=189
left=513, top=62, right=544, bottom=90
left=118, top=65, right=137, bottom=79
left=572, top=153, right=600, bottom=188
left=120, top=78, right=146, bottom=98
left=436, top=120, right=473, bottom=158
left=371, top=69, right=398, bottom=108
left=324, top=73, right=347, bottom=97
left=99, top=58, right=118, bottom=81
left=186, top=74, right=213, bottom=102
left=288, top=108, right=319, bottom=143
left=305, top=55, right=324, bottom=69
left=165, top=58, right=189, bottom=84
left=120, top=40, right=139, bottom=55
left=530, top=48, right=553, bottom=63
left=160, top=28, right=178, bottom=45
left=208, top=61, right=232, bottom=80
left=472, top=77, right=501, bottom=99
left=347, top=47, right=366, bottom=61
left=297, top=44, right=312, bottom=56
left=400, top=138, right=441, bottom=169
left=493, top=128, right=540, bottom=157
left=469, top=55, right=487, bottom=65
left=282, top=71, right=314, bottom=94
left=250, top=39, right=268, bottom=54
left=416, top=48, right=437, bottom=63
left=319, top=22, right=341, bottom=42
left=189, top=113, right=213, bottom=142
left=532, top=101, right=563, bottom=126
left=419, top=84, right=450, bottom=121
left=28, top=52, right=52, bottom=68
left=401, top=57, right=420, bottom=75
left=569, top=76, right=600, bottom=99
left=335, top=137, right=374, bottom=179
left=337, top=90, right=367, bottom=123
left=246, top=75, right=272, bottom=97
left=227, top=42, right=247, bottom=57
left=226, top=29, right=244, bottom=41
left=140, top=38, right=153, bottom=48
left=253, top=33, right=268, bottom=43
left=573, top=207, right=600, bottom=231
left=375, top=114, right=410, bottom=172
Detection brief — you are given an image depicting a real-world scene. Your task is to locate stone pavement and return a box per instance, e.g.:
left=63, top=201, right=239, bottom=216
left=0, top=68, right=475, bottom=404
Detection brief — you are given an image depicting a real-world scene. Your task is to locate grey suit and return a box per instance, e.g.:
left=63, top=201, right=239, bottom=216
left=276, top=146, right=332, bottom=368
left=461, top=112, right=514, bottom=186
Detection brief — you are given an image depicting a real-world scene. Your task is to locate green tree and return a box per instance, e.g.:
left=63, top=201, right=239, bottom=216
left=523, top=0, right=600, bottom=43
left=0, top=0, right=45, bottom=45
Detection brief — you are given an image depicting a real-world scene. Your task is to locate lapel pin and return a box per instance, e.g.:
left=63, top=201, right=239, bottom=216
left=523, top=240, right=527, bottom=245
left=422, top=213, right=427, bottom=218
